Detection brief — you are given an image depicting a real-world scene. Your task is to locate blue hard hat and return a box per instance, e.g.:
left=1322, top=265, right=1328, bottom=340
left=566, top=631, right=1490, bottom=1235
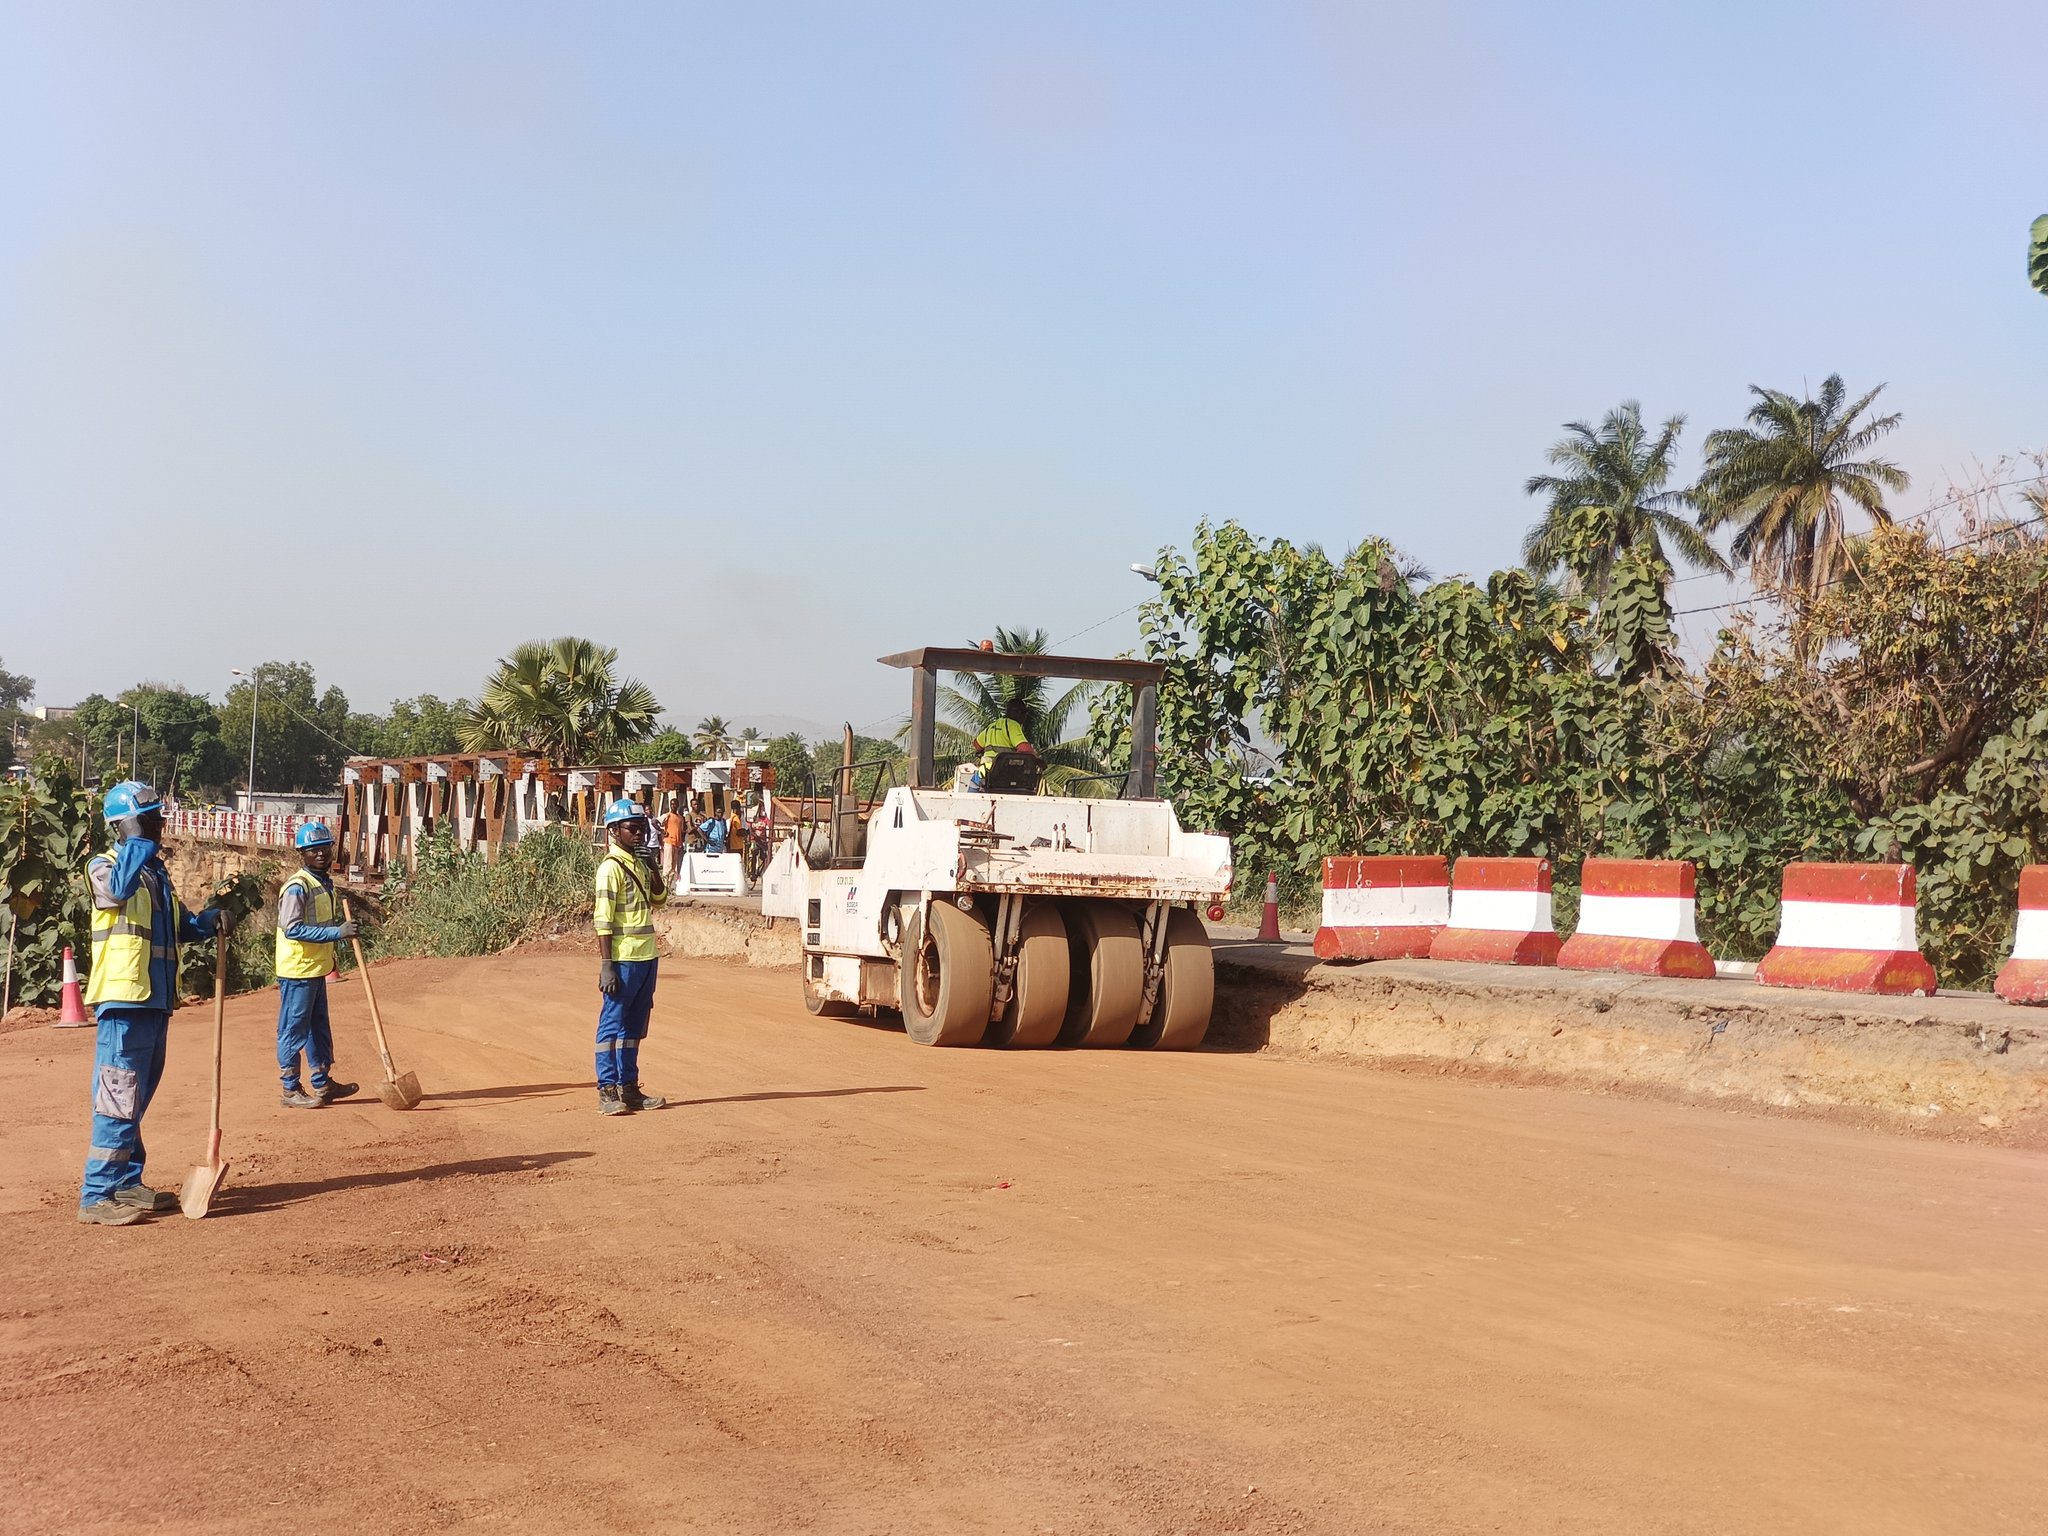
left=603, top=798, right=650, bottom=826
left=295, top=821, right=335, bottom=850
left=102, top=781, right=163, bottom=823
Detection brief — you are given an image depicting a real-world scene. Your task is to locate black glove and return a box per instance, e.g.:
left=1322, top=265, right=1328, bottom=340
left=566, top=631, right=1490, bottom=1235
left=599, top=958, right=622, bottom=997
left=334, top=920, right=360, bottom=941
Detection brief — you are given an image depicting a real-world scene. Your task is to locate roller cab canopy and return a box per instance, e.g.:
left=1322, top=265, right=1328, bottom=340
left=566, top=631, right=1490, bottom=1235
left=879, top=647, right=1162, bottom=798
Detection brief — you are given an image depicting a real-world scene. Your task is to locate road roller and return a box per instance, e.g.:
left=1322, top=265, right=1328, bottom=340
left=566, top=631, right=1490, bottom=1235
left=759, top=646, right=1233, bottom=1048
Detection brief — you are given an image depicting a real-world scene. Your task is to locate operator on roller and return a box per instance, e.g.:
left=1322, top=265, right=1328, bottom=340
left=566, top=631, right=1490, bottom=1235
left=592, top=798, right=669, bottom=1116
left=76, top=782, right=232, bottom=1227
left=973, top=704, right=1036, bottom=771
left=274, top=822, right=360, bottom=1109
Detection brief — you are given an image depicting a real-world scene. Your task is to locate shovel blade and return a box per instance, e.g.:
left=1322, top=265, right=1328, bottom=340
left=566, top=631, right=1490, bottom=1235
left=378, top=1071, right=423, bottom=1110
left=179, top=1159, right=229, bottom=1219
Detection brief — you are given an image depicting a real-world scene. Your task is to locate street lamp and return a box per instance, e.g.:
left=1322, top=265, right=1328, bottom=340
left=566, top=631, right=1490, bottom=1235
left=230, top=667, right=260, bottom=813
left=1130, top=563, right=1158, bottom=582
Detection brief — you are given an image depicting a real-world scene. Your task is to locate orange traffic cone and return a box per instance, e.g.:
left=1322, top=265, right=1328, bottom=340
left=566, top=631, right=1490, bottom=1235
left=57, top=946, right=90, bottom=1027
left=1257, top=873, right=1282, bottom=942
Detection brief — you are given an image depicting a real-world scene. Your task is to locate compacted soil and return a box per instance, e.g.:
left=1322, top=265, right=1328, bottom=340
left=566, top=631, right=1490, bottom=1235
left=3, top=950, right=2045, bottom=1535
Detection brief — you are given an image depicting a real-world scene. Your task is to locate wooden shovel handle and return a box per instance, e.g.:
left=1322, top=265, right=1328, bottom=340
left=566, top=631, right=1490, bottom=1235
left=210, top=929, right=227, bottom=1140
left=341, top=898, right=399, bottom=1077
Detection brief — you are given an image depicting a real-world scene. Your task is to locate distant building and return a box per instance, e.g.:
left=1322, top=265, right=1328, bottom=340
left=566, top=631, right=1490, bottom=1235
left=31, top=705, right=76, bottom=722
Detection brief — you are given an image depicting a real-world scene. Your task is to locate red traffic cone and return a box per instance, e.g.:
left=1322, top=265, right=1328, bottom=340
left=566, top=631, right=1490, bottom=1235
left=57, top=946, right=90, bottom=1027
left=1257, top=873, right=1282, bottom=942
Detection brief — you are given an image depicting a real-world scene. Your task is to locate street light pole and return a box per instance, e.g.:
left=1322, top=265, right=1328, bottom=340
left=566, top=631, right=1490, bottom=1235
left=231, top=666, right=261, bottom=814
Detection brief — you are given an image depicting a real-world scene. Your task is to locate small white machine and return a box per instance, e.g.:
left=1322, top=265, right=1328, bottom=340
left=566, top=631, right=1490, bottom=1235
left=761, top=647, right=1233, bottom=1049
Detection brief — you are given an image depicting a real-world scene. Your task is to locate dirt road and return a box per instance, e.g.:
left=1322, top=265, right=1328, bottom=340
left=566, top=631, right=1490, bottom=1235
left=4, top=949, right=2045, bottom=1534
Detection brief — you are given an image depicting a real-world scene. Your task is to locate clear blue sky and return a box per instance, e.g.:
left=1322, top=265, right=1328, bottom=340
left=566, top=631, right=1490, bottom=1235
left=4, top=1, right=2043, bottom=738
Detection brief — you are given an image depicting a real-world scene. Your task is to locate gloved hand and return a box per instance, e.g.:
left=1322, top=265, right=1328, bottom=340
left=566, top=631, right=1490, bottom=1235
left=334, top=920, right=360, bottom=941
left=599, top=958, right=622, bottom=997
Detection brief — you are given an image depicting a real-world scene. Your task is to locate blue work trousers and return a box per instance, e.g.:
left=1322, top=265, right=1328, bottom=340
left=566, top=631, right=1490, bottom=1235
left=276, top=977, right=337, bottom=1091
left=80, top=1008, right=171, bottom=1207
left=596, top=959, right=657, bottom=1087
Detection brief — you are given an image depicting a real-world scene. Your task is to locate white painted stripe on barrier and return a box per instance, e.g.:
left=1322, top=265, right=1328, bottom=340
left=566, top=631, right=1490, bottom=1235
left=2014, top=907, right=2048, bottom=958
left=1576, top=893, right=1698, bottom=944
left=1775, top=898, right=1917, bottom=952
left=1447, top=887, right=1553, bottom=934
left=1321, top=885, right=1450, bottom=928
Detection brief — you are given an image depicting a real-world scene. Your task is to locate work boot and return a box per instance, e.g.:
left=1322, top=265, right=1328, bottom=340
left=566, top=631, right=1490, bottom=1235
left=111, top=1183, right=178, bottom=1213
left=316, top=1080, right=360, bottom=1105
left=597, top=1085, right=631, bottom=1116
left=620, top=1082, right=666, bottom=1111
left=77, top=1200, right=148, bottom=1227
left=281, top=1084, right=324, bottom=1109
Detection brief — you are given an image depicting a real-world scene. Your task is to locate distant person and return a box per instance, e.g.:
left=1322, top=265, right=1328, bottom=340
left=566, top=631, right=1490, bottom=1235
left=662, top=802, right=686, bottom=880
left=698, top=811, right=731, bottom=854
left=273, top=822, right=359, bottom=1109
left=592, top=799, right=668, bottom=1117
left=76, top=782, right=232, bottom=1227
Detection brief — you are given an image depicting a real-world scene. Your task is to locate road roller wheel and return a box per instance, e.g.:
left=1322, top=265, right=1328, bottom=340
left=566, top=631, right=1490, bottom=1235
left=1130, top=907, right=1214, bottom=1049
left=802, top=977, right=858, bottom=1018
left=988, top=903, right=1070, bottom=1048
left=1058, top=901, right=1145, bottom=1047
left=900, top=901, right=994, bottom=1046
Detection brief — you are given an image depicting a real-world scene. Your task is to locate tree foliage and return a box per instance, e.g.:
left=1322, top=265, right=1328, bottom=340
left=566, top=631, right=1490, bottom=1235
left=1694, top=375, right=1910, bottom=600
left=460, top=638, right=661, bottom=762
left=1134, top=512, right=2048, bottom=988
left=1522, top=401, right=1725, bottom=594
left=0, top=762, right=101, bottom=1008
left=217, top=661, right=358, bottom=793
left=935, top=626, right=1106, bottom=792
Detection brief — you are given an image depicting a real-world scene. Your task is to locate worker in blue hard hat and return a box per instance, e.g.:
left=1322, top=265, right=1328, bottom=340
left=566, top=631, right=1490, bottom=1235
left=76, top=781, right=232, bottom=1226
left=273, top=821, right=360, bottom=1109
left=591, top=798, right=669, bottom=1115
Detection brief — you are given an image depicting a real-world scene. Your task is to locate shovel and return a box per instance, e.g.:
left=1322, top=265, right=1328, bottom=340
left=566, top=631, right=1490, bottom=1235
left=342, top=898, right=422, bottom=1110
left=179, top=931, right=231, bottom=1218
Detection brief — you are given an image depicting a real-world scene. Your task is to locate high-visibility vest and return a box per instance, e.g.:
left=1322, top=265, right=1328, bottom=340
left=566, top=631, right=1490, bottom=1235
left=976, top=717, right=1029, bottom=760
left=83, top=852, right=178, bottom=1006
left=593, top=847, right=663, bottom=963
left=274, top=869, right=339, bottom=979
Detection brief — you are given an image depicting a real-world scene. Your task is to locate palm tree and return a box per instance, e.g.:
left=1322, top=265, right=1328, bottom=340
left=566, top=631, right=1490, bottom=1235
left=459, top=637, right=661, bottom=762
left=735, top=725, right=763, bottom=754
left=925, top=625, right=1107, bottom=793
left=694, top=716, right=735, bottom=757
left=1693, top=375, right=1909, bottom=600
left=1522, top=401, right=1728, bottom=595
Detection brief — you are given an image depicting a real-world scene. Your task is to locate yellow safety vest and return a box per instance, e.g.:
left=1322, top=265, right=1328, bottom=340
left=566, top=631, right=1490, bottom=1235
left=275, top=869, right=339, bottom=979
left=83, top=852, right=180, bottom=1006
left=593, top=847, right=664, bottom=963
left=976, top=717, right=1029, bottom=761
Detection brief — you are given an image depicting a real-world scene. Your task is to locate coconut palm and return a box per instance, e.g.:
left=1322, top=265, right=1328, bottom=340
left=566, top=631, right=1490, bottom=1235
left=1693, top=375, right=1910, bottom=599
left=1522, top=401, right=1728, bottom=595
left=694, top=716, right=735, bottom=757
left=924, top=625, right=1107, bottom=793
left=459, top=637, right=661, bottom=762
left=736, top=725, right=763, bottom=754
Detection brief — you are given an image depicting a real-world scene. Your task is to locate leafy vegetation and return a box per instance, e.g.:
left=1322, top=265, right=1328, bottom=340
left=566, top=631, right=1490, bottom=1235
left=1694, top=375, right=1909, bottom=601
left=0, top=764, right=101, bottom=1009
left=376, top=827, right=599, bottom=959
left=459, top=637, right=662, bottom=761
left=1128, top=496, right=2048, bottom=988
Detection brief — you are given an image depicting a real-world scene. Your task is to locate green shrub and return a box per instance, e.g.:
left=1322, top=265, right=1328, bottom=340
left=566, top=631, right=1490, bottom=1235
left=375, top=827, right=597, bottom=959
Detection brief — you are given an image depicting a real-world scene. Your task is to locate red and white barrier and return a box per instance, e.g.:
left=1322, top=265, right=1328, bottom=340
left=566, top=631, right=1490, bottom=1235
left=1557, top=859, right=1716, bottom=979
left=1314, top=856, right=1449, bottom=961
left=1755, top=863, right=1936, bottom=996
left=1994, top=865, right=2048, bottom=1004
left=1428, top=857, right=1561, bottom=966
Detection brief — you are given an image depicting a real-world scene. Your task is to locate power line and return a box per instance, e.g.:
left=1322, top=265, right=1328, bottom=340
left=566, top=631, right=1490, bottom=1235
left=1051, top=601, right=1146, bottom=651
left=1674, top=507, right=2048, bottom=619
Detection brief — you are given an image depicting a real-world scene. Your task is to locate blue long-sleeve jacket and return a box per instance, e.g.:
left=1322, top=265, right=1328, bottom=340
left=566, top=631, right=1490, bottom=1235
left=88, top=837, right=220, bottom=1013
left=277, top=871, right=346, bottom=944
